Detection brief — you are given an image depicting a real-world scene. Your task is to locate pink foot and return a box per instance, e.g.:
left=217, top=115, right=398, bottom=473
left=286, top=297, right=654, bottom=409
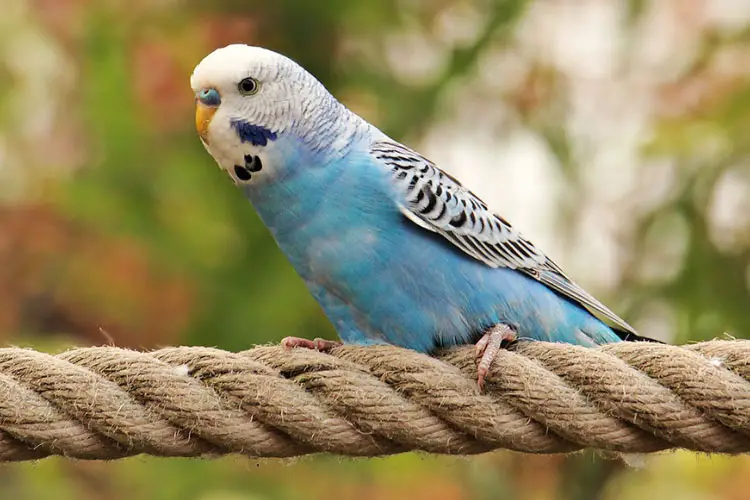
left=281, top=336, right=342, bottom=352
left=475, top=324, right=517, bottom=391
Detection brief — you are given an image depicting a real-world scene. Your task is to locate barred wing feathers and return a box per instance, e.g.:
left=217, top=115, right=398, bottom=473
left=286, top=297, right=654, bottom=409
left=370, top=140, right=638, bottom=337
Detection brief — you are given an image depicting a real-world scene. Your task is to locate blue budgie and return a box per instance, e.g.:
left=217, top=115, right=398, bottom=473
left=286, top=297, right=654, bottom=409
left=191, top=45, right=653, bottom=388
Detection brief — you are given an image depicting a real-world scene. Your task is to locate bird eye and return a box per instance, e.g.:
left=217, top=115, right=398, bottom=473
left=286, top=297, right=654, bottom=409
left=238, top=77, right=260, bottom=96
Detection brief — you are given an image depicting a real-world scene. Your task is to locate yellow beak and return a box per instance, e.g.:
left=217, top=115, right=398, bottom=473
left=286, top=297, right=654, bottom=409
left=195, top=102, right=217, bottom=144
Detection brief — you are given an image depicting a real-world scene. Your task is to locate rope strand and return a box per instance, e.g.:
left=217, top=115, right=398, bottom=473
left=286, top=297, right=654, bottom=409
left=0, top=340, right=747, bottom=461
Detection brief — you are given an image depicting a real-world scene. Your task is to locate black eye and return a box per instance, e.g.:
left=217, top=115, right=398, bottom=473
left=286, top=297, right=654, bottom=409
left=238, top=77, right=259, bottom=95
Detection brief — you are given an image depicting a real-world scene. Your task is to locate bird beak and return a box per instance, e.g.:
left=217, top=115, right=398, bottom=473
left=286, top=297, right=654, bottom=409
left=195, top=101, right=217, bottom=145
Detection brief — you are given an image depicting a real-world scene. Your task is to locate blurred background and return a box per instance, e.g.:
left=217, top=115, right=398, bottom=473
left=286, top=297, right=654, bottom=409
left=0, top=0, right=749, bottom=498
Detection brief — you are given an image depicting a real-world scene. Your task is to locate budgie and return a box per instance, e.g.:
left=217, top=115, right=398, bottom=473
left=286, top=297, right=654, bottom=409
left=191, top=44, right=652, bottom=388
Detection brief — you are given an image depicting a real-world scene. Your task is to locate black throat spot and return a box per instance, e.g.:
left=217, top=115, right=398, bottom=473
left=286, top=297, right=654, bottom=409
left=244, top=154, right=263, bottom=172
left=234, top=164, right=252, bottom=181
left=233, top=155, right=262, bottom=182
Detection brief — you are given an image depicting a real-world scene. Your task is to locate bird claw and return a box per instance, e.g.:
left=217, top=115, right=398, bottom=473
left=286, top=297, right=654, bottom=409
left=475, top=324, right=517, bottom=391
left=281, top=336, right=342, bottom=352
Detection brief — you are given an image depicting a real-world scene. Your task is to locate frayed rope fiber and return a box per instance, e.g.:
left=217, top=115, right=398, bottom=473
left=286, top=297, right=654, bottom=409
left=0, top=340, right=749, bottom=461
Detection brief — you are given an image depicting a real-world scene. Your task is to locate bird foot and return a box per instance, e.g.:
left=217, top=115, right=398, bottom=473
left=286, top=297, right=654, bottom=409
left=475, top=324, right=517, bottom=391
left=281, top=336, right=342, bottom=352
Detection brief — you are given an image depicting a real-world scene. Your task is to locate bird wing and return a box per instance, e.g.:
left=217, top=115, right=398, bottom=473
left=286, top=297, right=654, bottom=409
left=370, top=140, right=638, bottom=336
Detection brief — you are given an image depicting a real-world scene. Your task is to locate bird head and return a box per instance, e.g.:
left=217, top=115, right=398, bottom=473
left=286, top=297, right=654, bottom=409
left=190, top=44, right=355, bottom=186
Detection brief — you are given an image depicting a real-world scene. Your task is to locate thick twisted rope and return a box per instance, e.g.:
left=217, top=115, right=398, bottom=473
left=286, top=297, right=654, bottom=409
left=0, top=340, right=748, bottom=461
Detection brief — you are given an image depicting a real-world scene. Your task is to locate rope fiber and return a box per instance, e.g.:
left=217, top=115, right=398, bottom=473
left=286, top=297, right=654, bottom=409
left=0, top=340, right=748, bottom=461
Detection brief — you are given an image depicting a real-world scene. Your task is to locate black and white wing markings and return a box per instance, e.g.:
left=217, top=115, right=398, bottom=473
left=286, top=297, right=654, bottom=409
left=370, top=140, right=637, bottom=336
left=371, top=140, right=550, bottom=271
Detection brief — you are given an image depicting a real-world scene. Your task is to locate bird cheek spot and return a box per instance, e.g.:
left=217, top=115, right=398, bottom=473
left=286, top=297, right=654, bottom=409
left=231, top=120, right=278, bottom=146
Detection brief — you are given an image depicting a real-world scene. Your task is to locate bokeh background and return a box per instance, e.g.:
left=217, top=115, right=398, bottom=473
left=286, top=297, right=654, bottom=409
left=0, top=0, right=749, bottom=498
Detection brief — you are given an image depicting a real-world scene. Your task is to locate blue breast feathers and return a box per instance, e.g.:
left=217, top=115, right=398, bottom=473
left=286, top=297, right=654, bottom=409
left=230, top=119, right=278, bottom=146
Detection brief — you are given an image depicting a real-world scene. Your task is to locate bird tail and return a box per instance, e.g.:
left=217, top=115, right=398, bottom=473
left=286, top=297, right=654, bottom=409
left=614, top=329, right=664, bottom=343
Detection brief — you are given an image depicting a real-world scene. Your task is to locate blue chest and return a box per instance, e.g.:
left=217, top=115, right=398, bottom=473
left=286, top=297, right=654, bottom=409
left=243, top=146, right=619, bottom=351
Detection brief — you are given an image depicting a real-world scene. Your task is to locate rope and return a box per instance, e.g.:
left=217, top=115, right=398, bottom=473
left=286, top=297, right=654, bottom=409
left=0, top=340, right=748, bottom=461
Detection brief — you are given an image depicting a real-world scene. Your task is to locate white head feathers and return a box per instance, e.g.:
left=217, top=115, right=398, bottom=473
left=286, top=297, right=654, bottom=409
left=192, top=45, right=319, bottom=133
left=190, top=44, right=369, bottom=183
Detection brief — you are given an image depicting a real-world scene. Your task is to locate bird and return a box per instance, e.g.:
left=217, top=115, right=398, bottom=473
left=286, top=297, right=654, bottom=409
left=190, top=44, right=652, bottom=389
